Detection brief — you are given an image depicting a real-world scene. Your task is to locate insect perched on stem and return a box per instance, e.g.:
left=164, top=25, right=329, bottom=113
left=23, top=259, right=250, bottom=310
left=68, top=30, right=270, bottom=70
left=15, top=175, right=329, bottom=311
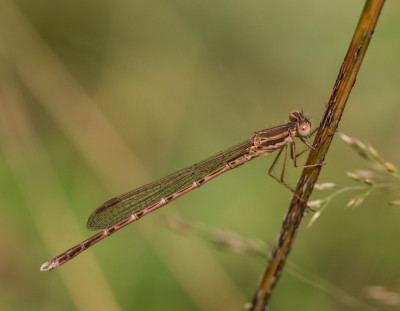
left=41, top=109, right=320, bottom=272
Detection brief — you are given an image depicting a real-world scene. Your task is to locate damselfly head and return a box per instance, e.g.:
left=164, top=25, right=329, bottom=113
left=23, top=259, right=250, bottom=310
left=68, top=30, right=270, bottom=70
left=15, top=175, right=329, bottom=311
left=289, top=109, right=311, bottom=137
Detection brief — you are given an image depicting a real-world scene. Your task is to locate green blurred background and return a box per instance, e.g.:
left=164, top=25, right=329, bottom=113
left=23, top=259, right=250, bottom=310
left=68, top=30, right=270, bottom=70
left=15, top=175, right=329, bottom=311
left=1, top=1, right=400, bottom=310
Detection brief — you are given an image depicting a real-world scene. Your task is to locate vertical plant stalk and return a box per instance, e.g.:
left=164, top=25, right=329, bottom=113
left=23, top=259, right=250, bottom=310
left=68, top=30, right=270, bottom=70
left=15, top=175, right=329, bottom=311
left=250, top=1, right=386, bottom=310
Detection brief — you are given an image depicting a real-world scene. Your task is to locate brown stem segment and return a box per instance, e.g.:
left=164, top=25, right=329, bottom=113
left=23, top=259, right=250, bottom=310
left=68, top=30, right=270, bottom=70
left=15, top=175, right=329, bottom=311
left=250, top=1, right=386, bottom=310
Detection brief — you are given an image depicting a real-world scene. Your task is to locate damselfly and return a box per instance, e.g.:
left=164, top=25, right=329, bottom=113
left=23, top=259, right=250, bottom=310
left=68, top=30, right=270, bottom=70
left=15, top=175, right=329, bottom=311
left=40, top=110, right=319, bottom=271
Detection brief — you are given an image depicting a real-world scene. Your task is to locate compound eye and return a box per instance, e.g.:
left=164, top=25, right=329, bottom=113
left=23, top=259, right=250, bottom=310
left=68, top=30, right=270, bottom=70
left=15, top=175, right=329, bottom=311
left=289, top=109, right=302, bottom=122
left=298, top=123, right=311, bottom=137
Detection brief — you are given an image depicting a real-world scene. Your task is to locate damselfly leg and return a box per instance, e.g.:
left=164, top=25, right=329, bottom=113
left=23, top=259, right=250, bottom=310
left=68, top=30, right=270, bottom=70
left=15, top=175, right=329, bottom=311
left=268, top=133, right=322, bottom=194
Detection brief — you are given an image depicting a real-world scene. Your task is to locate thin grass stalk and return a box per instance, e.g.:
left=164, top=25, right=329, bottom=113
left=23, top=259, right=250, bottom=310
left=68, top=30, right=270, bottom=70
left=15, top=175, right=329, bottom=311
left=250, top=1, right=386, bottom=309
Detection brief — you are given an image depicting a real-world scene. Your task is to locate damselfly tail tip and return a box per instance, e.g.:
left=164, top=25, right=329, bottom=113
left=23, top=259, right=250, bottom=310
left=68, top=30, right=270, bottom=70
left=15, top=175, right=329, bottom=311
left=40, top=260, right=55, bottom=272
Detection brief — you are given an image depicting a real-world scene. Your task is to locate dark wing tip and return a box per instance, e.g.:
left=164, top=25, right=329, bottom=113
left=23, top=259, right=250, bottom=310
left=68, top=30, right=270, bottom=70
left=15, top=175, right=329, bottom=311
left=86, top=197, right=122, bottom=230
